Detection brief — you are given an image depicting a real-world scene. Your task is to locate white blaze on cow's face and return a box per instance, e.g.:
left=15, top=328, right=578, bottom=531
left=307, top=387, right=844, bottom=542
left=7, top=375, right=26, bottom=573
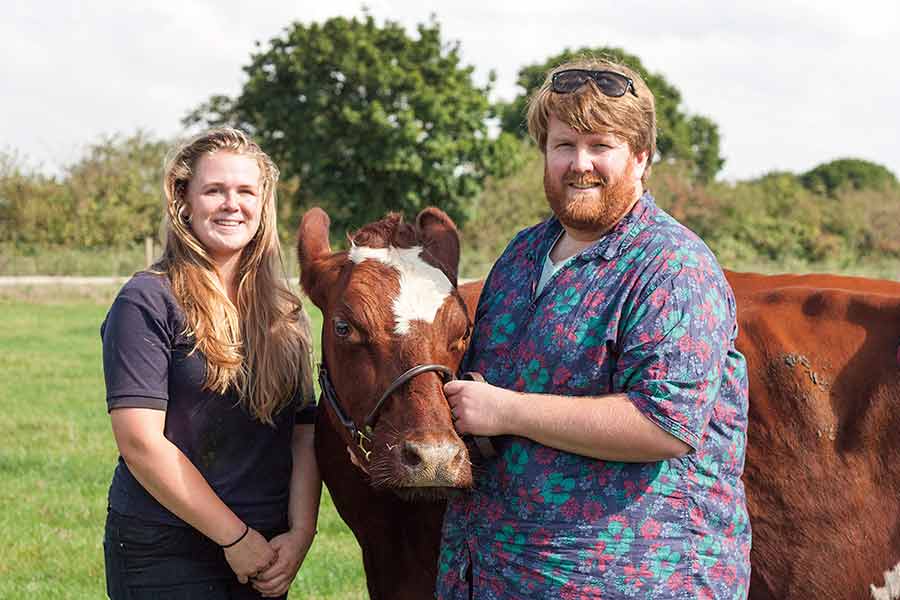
left=348, top=245, right=453, bottom=335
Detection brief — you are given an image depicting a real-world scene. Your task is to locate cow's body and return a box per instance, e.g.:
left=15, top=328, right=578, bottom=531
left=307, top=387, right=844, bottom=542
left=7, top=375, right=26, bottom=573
left=732, top=273, right=900, bottom=599
left=300, top=209, right=900, bottom=600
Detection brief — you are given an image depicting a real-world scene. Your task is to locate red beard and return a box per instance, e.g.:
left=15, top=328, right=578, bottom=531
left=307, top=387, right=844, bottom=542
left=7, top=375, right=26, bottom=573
left=544, top=161, right=639, bottom=236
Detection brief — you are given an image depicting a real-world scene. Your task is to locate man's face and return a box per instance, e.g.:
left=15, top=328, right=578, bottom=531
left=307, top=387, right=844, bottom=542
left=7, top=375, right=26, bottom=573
left=543, top=114, right=646, bottom=238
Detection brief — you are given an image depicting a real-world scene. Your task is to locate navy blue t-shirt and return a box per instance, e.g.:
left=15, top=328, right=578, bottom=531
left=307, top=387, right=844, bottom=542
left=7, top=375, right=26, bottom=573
left=101, top=272, right=316, bottom=529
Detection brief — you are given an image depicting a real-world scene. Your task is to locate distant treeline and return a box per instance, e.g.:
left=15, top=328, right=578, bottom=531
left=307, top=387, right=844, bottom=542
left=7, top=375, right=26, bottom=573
left=2, top=133, right=897, bottom=278
left=462, top=147, right=900, bottom=277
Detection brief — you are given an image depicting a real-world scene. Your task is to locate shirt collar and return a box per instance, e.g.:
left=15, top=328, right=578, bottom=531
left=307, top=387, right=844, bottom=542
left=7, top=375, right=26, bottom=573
left=538, top=191, right=657, bottom=263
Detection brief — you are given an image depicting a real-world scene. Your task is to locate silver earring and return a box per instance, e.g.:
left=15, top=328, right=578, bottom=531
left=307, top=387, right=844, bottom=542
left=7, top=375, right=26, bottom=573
left=178, top=205, right=192, bottom=223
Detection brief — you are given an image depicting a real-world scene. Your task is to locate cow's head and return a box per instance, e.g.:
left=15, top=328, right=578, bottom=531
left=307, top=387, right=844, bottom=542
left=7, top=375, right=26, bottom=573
left=299, top=207, right=473, bottom=495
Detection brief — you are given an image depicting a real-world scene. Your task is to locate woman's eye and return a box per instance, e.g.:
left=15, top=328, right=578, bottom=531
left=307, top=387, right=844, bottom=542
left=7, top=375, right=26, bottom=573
left=333, top=319, right=352, bottom=338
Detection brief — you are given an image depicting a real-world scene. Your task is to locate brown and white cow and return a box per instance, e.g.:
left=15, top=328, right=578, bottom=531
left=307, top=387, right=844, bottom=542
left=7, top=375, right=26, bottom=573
left=298, top=207, right=900, bottom=600
left=298, top=206, right=479, bottom=599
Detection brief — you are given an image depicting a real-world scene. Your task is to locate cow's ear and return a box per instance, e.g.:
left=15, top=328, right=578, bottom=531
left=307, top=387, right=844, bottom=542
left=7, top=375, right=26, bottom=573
left=416, top=207, right=460, bottom=286
left=298, top=208, right=337, bottom=309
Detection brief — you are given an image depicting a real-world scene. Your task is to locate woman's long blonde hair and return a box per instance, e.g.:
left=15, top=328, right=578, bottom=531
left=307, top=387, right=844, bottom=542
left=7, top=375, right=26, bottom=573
left=158, top=127, right=313, bottom=424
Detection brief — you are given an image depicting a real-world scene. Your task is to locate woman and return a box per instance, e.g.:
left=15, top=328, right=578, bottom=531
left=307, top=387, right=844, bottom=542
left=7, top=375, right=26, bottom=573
left=101, top=128, right=320, bottom=599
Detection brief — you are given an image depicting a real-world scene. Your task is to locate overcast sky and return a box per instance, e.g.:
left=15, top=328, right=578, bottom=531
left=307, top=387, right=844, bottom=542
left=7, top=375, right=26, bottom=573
left=3, top=0, right=898, bottom=182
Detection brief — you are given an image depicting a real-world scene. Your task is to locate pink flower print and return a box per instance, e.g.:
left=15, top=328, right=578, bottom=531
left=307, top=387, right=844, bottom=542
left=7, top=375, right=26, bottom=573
left=650, top=287, right=670, bottom=307
left=623, top=477, right=650, bottom=501
left=646, top=360, right=669, bottom=379
left=588, top=539, right=614, bottom=572
left=696, top=338, right=712, bottom=362
left=710, top=562, right=737, bottom=586
left=528, top=527, right=552, bottom=547
left=516, top=565, right=545, bottom=592
left=582, top=500, right=604, bottom=523
left=560, top=497, right=580, bottom=519
left=486, top=499, right=505, bottom=522
left=534, top=446, right=557, bottom=465
left=690, top=505, right=705, bottom=528
left=641, top=518, right=662, bottom=539
left=667, top=571, right=689, bottom=593
left=561, top=582, right=604, bottom=600
left=623, top=563, right=654, bottom=590
left=516, top=487, right=544, bottom=514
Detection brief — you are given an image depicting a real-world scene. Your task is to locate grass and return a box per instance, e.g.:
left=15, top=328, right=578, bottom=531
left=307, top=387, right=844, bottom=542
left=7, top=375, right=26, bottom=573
left=0, top=285, right=367, bottom=599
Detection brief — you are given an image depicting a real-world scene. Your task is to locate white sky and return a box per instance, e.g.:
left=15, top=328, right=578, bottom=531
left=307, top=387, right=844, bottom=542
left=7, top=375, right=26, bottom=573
left=3, top=0, right=898, bottom=181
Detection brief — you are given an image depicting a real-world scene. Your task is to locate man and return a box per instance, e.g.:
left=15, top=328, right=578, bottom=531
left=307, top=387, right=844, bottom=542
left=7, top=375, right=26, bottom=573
left=440, top=58, right=750, bottom=599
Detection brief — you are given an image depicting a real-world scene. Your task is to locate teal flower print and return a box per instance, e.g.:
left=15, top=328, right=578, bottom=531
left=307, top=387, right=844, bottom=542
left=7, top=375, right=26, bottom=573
left=491, top=312, right=516, bottom=343
left=522, top=359, right=549, bottom=392
left=553, top=286, right=581, bottom=316
left=649, top=461, right=677, bottom=496
left=650, top=544, right=682, bottom=581
left=541, top=472, right=575, bottom=506
left=495, top=524, right=526, bottom=555
left=574, top=316, right=606, bottom=348
left=695, top=454, right=720, bottom=488
left=697, top=534, right=722, bottom=568
left=504, top=442, right=529, bottom=475
left=597, top=518, right=635, bottom=557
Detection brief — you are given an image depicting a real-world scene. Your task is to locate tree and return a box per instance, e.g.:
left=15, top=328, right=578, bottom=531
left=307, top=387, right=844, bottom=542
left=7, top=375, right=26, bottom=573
left=186, top=14, right=520, bottom=234
left=496, top=47, right=725, bottom=182
left=65, top=131, right=169, bottom=246
left=800, top=158, right=898, bottom=196
left=0, top=151, right=70, bottom=246
left=0, top=132, right=170, bottom=248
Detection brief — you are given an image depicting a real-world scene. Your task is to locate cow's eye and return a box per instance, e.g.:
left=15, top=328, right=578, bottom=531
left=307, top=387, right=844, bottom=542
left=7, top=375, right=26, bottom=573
left=333, top=318, right=352, bottom=338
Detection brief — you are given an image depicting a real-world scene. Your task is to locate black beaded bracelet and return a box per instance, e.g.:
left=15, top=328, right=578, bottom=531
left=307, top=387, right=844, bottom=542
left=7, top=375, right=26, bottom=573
left=221, top=524, right=249, bottom=549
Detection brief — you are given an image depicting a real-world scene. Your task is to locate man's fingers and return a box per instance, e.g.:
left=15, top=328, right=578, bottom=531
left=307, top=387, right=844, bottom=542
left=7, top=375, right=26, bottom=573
left=443, top=379, right=468, bottom=395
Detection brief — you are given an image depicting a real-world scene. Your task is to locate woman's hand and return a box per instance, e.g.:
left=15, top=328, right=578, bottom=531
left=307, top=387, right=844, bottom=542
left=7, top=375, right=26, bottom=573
left=251, top=527, right=316, bottom=597
left=223, top=527, right=277, bottom=584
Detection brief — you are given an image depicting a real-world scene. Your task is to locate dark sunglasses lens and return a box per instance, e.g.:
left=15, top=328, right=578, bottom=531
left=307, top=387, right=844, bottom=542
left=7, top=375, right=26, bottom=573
left=552, top=71, right=592, bottom=93
left=593, top=72, right=628, bottom=96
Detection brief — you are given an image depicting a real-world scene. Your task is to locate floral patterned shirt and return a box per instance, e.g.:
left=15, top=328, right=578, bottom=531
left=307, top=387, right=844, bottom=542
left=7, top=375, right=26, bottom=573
left=437, top=194, right=751, bottom=599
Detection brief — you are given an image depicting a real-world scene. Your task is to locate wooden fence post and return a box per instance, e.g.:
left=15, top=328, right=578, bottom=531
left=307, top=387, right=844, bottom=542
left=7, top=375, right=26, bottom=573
left=145, top=236, right=154, bottom=268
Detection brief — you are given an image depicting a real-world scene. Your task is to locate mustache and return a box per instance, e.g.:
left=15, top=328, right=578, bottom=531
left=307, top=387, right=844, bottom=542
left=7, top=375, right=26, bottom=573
left=564, top=173, right=609, bottom=187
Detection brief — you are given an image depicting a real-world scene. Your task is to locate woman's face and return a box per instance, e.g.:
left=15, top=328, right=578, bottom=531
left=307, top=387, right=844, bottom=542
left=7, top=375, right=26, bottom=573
left=183, top=152, right=263, bottom=267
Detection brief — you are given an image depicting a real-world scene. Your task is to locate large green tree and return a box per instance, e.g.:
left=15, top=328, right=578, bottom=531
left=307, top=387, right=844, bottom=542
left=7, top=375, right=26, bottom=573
left=186, top=15, right=520, bottom=233
left=496, top=47, right=725, bottom=182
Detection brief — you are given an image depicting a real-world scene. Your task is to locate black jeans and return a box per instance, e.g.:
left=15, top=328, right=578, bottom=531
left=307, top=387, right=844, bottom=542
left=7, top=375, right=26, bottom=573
left=103, top=509, right=288, bottom=600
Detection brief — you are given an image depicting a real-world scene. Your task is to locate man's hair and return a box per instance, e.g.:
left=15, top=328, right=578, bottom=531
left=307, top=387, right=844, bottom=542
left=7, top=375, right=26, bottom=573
left=157, top=127, right=314, bottom=424
left=526, top=57, right=657, bottom=184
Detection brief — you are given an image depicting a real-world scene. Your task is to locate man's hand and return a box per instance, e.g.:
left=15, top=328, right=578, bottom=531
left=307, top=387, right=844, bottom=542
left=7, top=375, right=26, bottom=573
left=443, top=380, right=517, bottom=437
left=223, top=527, right=277, bottom=585
left=251, top=528, right=316, bottom=597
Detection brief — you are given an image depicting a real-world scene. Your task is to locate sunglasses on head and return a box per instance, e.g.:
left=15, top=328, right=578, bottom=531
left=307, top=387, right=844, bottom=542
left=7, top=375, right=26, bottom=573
left=551, top=69, right=638, bottom=98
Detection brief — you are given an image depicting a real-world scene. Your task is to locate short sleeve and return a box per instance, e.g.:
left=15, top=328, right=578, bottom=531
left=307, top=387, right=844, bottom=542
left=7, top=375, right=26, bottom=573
left=295, top=399, right=318, bottom=425
left=101, top=290, right=172, bottom=412
left=613, top=266, right=736, bottom=450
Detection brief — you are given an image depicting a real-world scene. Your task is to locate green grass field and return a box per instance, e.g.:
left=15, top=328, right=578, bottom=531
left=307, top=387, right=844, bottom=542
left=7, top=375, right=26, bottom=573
left=0, top=285, right=367, bottom=599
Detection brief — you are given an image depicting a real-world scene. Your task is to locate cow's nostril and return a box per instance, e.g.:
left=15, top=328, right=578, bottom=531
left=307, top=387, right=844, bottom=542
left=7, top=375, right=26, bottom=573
left=401, top=442, right=423, bottom=468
